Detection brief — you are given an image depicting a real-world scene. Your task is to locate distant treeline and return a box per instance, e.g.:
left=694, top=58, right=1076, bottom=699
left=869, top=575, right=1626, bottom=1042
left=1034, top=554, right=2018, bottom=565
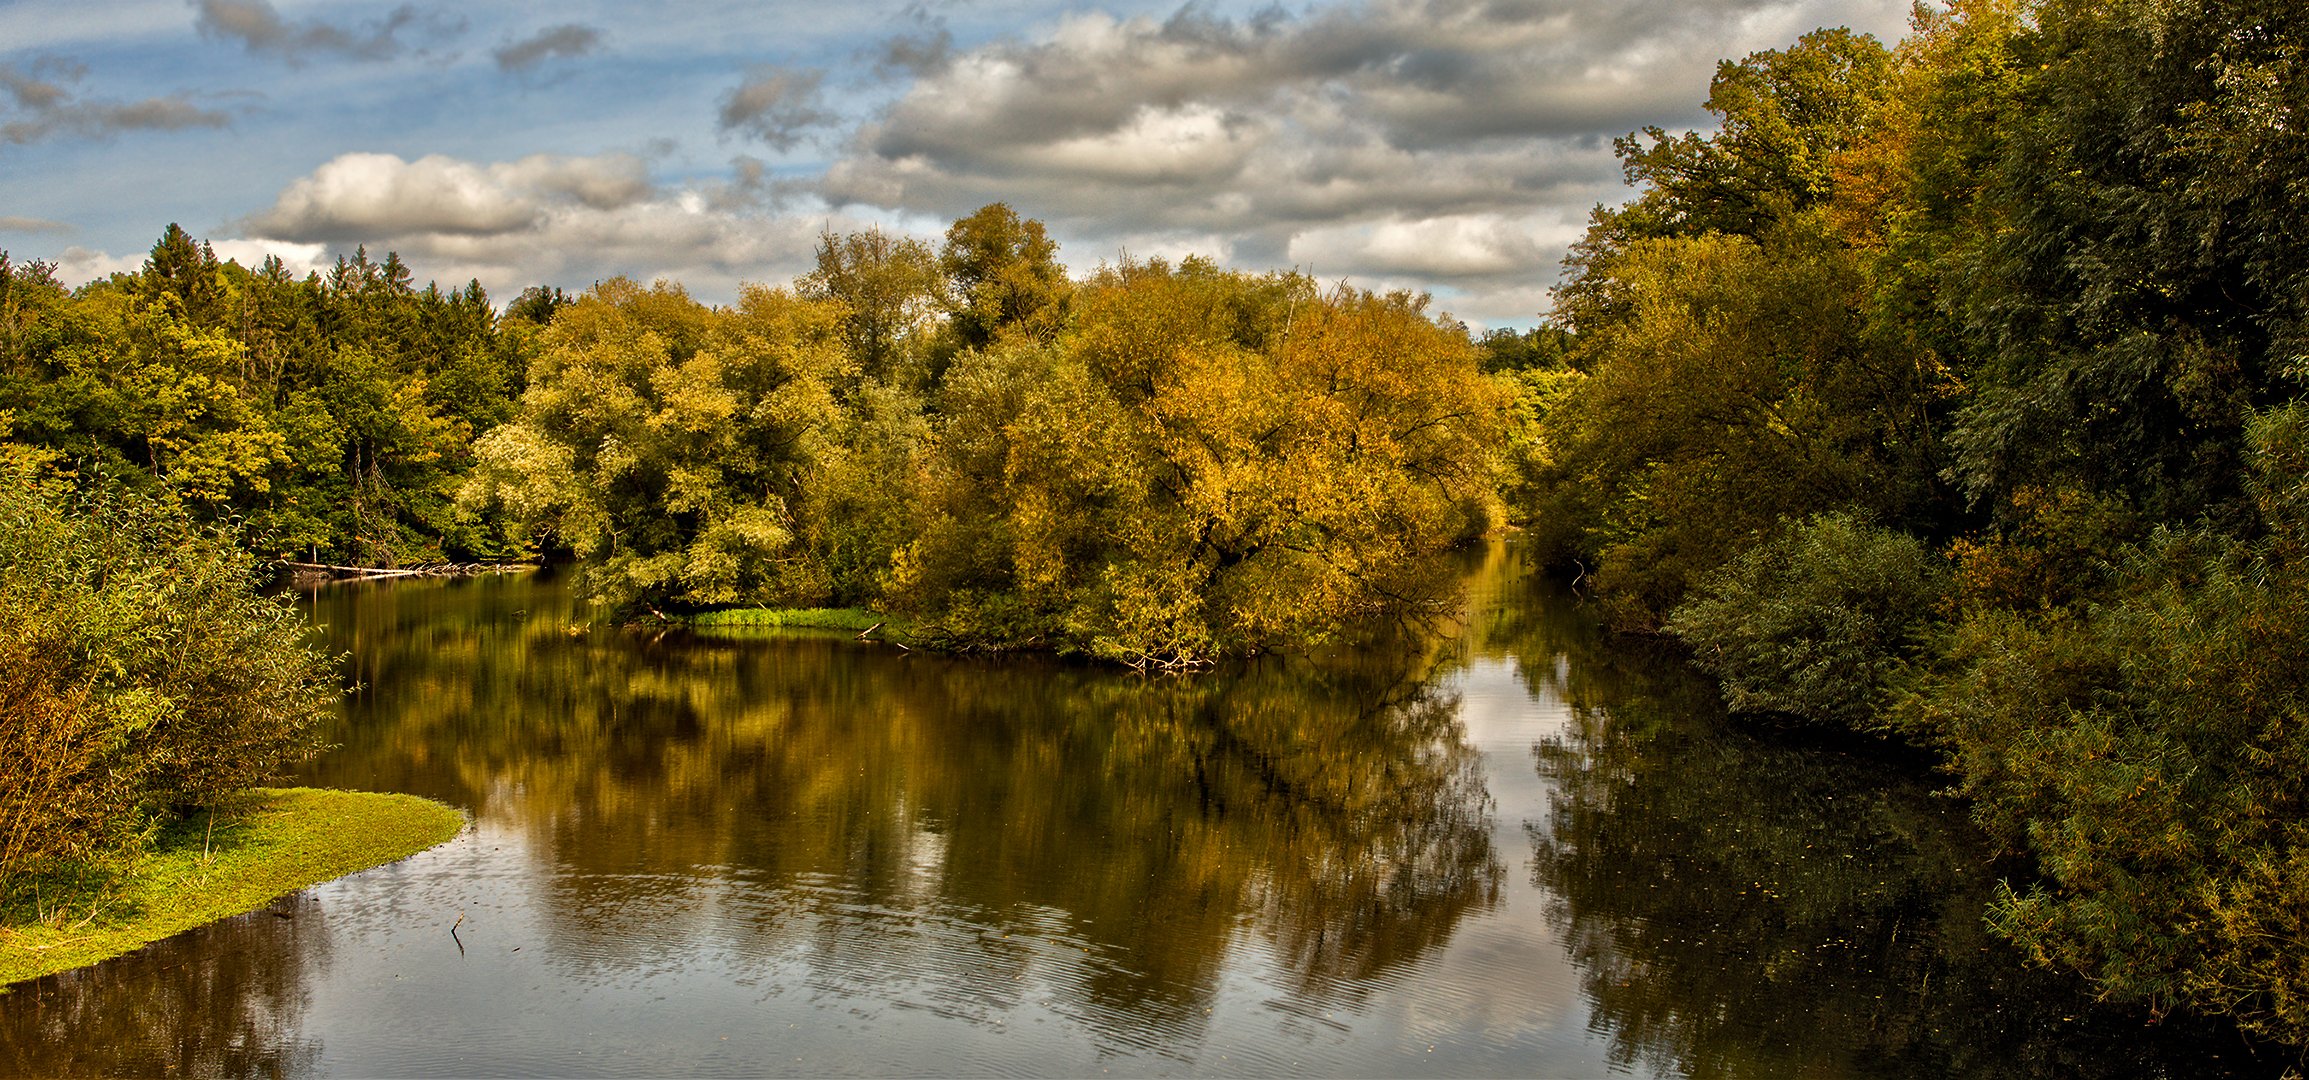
left=1518, top=0, right=2309, bottom=1047
left=1, top=206, right=1510, bottom=668
left=0, top=230, right=535, bottom=567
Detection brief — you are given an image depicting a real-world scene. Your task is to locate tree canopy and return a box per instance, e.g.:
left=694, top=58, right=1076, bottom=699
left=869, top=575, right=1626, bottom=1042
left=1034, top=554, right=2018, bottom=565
left=1523, top=0, right=2309, bottom=1043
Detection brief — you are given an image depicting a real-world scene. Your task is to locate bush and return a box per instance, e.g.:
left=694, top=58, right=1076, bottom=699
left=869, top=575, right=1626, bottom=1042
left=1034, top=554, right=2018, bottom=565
left=1898, top=406, right=2309, bottom=1044
left=0, top=471, right=336, bottom=886
left=1668, top=513, right=1947, bottom=732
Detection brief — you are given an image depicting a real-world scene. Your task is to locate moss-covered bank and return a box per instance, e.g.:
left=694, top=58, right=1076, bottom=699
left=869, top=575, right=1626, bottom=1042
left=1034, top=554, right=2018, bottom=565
left=0, top=787, right=464, bottom=987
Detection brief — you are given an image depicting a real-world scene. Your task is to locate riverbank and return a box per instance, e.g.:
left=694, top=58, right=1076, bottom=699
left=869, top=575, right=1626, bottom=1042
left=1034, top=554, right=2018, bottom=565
left=682, top=606, right=899, bottom=636
left=0, top=788, right=464, bottom=987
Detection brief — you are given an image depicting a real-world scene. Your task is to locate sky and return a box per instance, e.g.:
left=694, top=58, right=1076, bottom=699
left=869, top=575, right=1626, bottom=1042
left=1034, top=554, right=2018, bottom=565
left=0, top=0, right=1914, bottom=327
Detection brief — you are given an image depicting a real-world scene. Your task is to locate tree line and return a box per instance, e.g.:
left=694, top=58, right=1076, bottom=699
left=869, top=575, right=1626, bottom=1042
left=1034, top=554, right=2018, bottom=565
left=1517, top=0, right=2309, bottom=1047
left=3, top=206, right=1509, bottom=670
left=0, top=203, right=1506, bottom=918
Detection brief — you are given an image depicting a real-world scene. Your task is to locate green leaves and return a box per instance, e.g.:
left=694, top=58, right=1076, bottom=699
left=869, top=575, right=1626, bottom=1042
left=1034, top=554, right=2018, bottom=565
left=0, top=472, right=335, bottom=888
left=1537, top=3, right=2309, bottom=1043
left=1670, top=514, right=1947, bottom=732
left=1536, top=230, right=1943, bottom=626
left=468, top=278, right=849, bottom=616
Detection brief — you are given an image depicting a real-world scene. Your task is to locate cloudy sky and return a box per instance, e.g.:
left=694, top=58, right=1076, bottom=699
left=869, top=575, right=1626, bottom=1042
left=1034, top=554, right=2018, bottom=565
left=0, top=0, right=1912, bottom=326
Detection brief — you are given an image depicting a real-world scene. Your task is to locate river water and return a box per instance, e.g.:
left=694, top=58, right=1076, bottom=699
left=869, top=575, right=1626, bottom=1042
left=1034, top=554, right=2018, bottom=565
left=0, top=543, right=2279, bottom=1076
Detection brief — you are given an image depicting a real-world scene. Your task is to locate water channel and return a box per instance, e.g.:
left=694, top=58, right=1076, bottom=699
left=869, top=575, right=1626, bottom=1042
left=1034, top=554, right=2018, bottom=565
left=0, top=542, right=2281, bottom=1076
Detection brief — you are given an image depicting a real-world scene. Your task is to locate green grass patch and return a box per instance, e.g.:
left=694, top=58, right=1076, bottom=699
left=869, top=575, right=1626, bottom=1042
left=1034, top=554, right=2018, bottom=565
left=686, top=606, right=896, bottom=634
left=0, top=787, right=464, bottom=987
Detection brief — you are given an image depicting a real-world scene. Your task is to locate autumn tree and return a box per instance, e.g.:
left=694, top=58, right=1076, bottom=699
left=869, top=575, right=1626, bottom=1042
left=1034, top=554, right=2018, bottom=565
left=940, top=203, right=1069, bottom=352
left=895, top=258, right=1505, bottom=664
left=465, top=278, right=850, bottom=614
left=798, top=227, right=945, bottom=390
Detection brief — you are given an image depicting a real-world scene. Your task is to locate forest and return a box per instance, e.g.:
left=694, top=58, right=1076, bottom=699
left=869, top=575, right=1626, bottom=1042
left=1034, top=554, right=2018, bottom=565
left=6, top=0, right=2309, bottom=1051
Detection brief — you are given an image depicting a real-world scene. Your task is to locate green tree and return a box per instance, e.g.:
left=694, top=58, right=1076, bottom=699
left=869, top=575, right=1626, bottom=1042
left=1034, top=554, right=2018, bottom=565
left=940, top=203, right=1069, bottom=352
left=0, top=468, right=335, bottom=889
left=1669, top=513, right=1948, bottom=732
left=1570, top=27, right=1893, bottom=266
left=1, top=228, right=534, bottom=567
left=798, top=227, right=946, bottom=389
left=465, top=278, right=850, bottom=614
left=1534, top=231, right=1943, bottom=625
left=1929, top=0, right=2309, bottom=526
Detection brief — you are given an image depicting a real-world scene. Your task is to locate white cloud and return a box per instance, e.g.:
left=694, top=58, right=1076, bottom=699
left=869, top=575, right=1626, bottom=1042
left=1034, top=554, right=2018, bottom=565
left=236, top=150, right=880, bottom=299
left=50, top=245, right=143, bottom=284
left=243, top=151, right=654, bottom=241
left=209, top=237, right=331, bottom=276
left=1024, top=104, right=1258, bottom=184
left=825, top=0, right=1913, bottom=321
left=1288, top=214, right=1574, bottom=279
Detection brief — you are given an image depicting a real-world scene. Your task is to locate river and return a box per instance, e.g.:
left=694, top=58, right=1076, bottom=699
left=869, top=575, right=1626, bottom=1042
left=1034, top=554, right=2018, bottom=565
left=0, top=542, right=2276, bottom=1076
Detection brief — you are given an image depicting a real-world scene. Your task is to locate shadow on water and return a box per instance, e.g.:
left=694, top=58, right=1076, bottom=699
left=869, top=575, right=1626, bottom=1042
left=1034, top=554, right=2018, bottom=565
left=1479, top=548, right=2286, bottom=1078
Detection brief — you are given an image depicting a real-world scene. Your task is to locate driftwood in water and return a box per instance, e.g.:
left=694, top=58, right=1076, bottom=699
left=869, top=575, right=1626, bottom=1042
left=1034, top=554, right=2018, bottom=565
left=278, top=560, right=532, bottom=583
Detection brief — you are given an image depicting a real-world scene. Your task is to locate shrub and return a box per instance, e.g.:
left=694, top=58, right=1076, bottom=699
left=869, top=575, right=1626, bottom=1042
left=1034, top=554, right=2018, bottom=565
left=1899, top=406, right=2309, bottom=1044
left=0, top=471, right=336, bottom=886
left=1668, top=513, right=1947, bottom=732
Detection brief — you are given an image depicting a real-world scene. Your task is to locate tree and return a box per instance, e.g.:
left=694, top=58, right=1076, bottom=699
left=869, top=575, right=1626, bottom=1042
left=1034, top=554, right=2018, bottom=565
left=1574, top=27, right=1893, bottom=258
left=1534, top=231, right=1944, bottom=625
left=894, top=259, right=1505, bottom=664
left=798, top=227, right=945, bottom=389
left=940, top=203, right=1069, bottom=352
left=1929, top=0, right=2309, bottom=526
left=0, top=468, right=335, bottom=888
left=465, top=278, right=850, bottom=614
left=1669, top=513, right=1947, bottom=732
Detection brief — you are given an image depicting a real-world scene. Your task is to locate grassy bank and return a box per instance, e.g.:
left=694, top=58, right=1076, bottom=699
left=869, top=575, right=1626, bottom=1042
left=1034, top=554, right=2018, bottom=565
left=0, top=787, right=464, bottom=987
left=685, top=606, right=896, bottom=634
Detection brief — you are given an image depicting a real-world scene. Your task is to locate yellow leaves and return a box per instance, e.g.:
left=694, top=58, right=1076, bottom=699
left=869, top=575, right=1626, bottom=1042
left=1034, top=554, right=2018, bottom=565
left=904, top=264, right=1502, bottom=660
left=466, top=423, right=582, bottom=514
left=1009, top=490, right=1068, bottom=600
left=488, top=278, right=851, bottom=612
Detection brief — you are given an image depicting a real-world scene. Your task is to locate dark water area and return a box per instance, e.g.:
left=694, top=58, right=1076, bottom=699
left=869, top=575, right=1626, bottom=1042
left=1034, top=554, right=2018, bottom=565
left=0, top=543, right=2286, bottom=1077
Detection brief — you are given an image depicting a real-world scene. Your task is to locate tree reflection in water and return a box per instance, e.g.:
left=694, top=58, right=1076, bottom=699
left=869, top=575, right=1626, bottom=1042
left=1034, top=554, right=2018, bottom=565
left=0, top=894, right=326, bottom=1078
left=5, top=553, right=2293, bottom=1076
left=1505, top=567, right=2279, bottom=1078
left=290, top=569, right=1500, bottom=1044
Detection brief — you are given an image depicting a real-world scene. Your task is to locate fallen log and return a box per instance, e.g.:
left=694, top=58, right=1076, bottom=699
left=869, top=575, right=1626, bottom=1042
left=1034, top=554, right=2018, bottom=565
left=276, top=560, right=534, bottom=582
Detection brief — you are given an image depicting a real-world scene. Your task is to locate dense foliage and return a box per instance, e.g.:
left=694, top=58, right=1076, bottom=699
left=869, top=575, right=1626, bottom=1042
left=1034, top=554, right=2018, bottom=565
left=1528, top=0, right=2309, bottom=1043
left=0, top=231, right=529, bottom=566
left=464, top=279, right=851, bottom=615
left=4, top=205, right=1506, bottom=666
left=892, top=260, right=1503, bottom=665
left=12, top=0, right=2309, bottom=1033
left=463, top=221, right=1505, bottom=664
left=0, top=470, right=335, bottom=892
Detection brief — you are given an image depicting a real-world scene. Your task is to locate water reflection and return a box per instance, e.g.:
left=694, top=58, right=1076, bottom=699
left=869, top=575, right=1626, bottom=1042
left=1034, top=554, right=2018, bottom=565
left=0, top=894, right=326, bottom=1078
left=293, top=570, right=1501, bottom=1046
left=0, top=549, right=2284, bottom=1077
left=1496, top=557, right=2276, bottom=1078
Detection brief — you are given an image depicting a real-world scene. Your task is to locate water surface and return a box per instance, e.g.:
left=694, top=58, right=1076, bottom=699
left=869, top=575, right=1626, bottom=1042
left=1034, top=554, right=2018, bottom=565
left=0, top=544, right=2276, bottom=1076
